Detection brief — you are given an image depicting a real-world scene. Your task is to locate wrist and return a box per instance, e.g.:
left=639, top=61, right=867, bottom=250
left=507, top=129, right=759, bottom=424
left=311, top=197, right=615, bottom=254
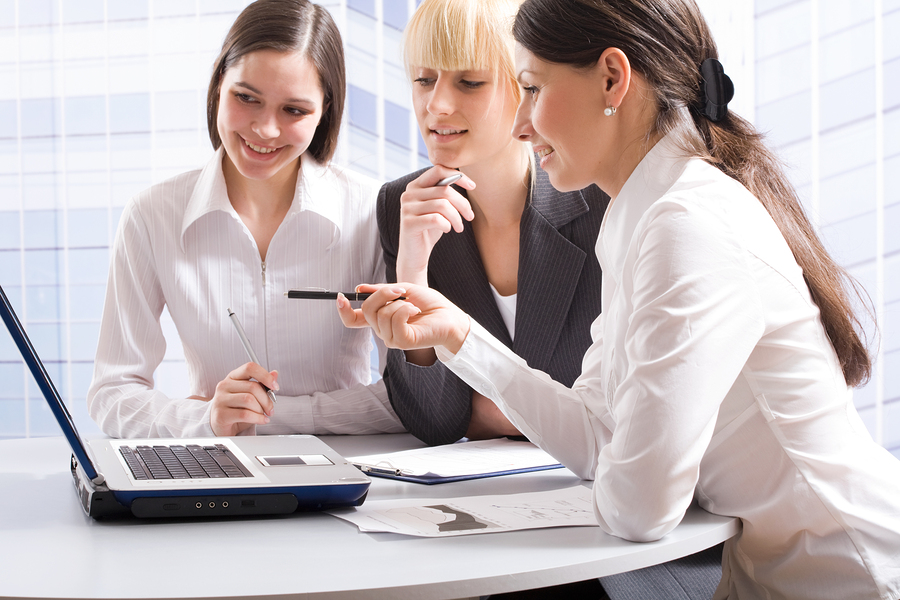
left=441, top=311, right=470, bottom=355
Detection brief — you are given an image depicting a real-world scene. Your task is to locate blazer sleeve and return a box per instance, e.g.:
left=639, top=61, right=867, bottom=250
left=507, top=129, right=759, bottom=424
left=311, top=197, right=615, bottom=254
left=376, top=176, right=477, bottom=446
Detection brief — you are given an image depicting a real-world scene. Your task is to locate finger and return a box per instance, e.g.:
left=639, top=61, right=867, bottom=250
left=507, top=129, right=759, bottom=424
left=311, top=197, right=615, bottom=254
left=403, top=198, right=470, bottom=233
left=336, top=293, right=373, bottom=329
left=229, top=361, right=277, bottom=388
left=217, top=376, right=274, bottom=416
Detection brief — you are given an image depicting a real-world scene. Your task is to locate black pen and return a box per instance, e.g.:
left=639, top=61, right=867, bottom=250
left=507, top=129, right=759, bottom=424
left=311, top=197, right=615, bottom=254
left=285, top=290, right=373, bottom=300
left=227, top=308, right=277, bottom=404
left=284, top=290, right=406, bottom=301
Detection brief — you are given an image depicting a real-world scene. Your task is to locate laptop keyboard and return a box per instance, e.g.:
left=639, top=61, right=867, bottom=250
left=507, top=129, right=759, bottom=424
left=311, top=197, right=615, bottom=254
left=119, top=444, right=252, bottom=480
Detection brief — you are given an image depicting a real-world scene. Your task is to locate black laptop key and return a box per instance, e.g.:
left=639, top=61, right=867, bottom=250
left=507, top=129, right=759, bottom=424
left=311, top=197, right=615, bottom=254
left=118, top=446, right=150, bottom=480
left=153, top=446, right=191, bottom=479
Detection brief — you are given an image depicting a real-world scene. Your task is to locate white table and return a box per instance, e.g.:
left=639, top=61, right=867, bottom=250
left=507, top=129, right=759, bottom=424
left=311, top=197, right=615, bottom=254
left=0, top=435, right=739, bottom=600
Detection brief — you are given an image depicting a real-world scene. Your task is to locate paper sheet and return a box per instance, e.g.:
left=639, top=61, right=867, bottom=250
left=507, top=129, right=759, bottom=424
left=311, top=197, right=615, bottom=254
left=347, top=438, right=560, bottom=478
left=327, top=485, right=598, bottom=537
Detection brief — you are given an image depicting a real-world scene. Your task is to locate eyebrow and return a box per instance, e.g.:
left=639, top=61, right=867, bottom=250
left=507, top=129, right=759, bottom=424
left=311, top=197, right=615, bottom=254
left=234, top=81, right=316, bottom=105
left=516, top=70, right=535, bottom=82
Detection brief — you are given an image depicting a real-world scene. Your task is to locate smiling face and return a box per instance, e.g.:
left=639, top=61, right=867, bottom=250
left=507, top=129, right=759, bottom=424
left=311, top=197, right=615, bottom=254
left=512, top=45, right=610, bottom=192
left=216, top=49, right=324, bottom=186
left=412, top=67, right=521, bottom=170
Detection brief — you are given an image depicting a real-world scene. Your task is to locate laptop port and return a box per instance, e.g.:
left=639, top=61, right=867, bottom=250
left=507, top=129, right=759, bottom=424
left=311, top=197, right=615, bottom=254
left=222, top=501, right=229, bottom=508
left=208, top=502, right=215, bottom=508
left=241, top=499, right=256, bottom=508
left=195, top=502, right=202, bottom=509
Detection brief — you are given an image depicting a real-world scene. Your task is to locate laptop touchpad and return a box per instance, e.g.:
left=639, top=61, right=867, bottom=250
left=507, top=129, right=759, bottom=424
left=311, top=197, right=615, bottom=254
left=257, top=455, right=334, bottom=467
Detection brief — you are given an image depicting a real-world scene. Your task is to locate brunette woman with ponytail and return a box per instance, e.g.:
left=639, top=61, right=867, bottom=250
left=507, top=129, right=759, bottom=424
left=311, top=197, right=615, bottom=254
left=339, top=1, right=900, bottom=598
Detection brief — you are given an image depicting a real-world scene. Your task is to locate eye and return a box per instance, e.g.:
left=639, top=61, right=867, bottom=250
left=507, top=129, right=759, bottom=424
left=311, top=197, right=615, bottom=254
left=460, top=79, right=485, bottom=90
left=284, top=106, right=312, bottom=117
left=522, top=85, right=539, bottom=97
left=414, top=77, right=435, bottom=87
left=234, top=92, right=257, bottom=104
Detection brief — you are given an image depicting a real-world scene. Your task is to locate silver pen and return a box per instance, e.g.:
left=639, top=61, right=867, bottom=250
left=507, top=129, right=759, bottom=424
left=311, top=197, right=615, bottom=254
left=227, top=308, right=277, bottom=404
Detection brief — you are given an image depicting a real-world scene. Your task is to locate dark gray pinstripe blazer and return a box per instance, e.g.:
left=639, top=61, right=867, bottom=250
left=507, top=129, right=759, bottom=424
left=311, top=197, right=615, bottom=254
left=376, top=165, right=609, bottom=446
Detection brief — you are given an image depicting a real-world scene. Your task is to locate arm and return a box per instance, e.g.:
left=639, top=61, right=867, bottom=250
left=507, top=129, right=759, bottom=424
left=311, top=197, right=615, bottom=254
left=377, top=179, right=486, bottom=445
left=87, top=202, right=215, bottom=439
left=443, top=200, right=765, bottom=541
left=340, top=198, right=764, bottom=542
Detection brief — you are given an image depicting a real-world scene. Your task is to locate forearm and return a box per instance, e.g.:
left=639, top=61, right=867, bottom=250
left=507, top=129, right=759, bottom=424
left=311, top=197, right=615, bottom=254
left=257, top=379, right=405, bottom=435
left=383, top=348, right=474, bottom=445
left=88, top=377, right=215, bottom=439
left=436, top=319, right=608, bottom=480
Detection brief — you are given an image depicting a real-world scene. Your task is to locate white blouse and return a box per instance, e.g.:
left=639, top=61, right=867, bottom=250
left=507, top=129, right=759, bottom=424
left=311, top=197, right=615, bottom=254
left=437, top=135, right=900, bottom=600
left=88, top=149, right=404, bottom=439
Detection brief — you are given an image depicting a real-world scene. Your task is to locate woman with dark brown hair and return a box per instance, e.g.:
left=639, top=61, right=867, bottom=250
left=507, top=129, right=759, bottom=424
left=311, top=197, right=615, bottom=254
left=88, top=0, right=403, bottom=439
left=340, top=0, right=900, bottom=598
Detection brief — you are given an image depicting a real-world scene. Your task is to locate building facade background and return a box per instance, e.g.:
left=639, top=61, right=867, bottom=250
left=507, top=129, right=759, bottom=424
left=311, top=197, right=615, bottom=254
left=0, top=0, right=897, bottom=458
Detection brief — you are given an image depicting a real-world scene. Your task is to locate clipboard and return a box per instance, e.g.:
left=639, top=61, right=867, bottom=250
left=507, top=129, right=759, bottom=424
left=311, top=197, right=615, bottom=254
left=348, top=438, right=563, bottom=485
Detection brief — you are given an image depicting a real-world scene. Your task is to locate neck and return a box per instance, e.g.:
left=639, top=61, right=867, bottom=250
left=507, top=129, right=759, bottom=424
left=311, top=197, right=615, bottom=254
left=222, top=153, right=298, bottom=221
left=460, top=140, right=531, bottom=228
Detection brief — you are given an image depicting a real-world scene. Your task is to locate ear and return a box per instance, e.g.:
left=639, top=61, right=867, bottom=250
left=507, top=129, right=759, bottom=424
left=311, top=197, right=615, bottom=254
left=595, top=47, right=632, bottom=111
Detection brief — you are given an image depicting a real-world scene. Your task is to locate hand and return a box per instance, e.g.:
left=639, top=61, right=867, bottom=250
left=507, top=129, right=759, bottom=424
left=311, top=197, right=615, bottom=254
left=396, top=167, right=475, bottom=286
left=465, top=392, right=522, bottom=440
left=206, top=363, right=278, bottom=436
left=337, top=284, right=470, bottom=354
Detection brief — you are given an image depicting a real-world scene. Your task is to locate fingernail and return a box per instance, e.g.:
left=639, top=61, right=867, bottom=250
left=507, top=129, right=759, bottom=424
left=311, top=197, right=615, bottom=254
left=390, top=287, right=407, bottom=295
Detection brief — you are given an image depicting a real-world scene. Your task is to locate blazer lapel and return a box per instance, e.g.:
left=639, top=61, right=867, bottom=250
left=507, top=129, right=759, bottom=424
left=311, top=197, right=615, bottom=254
left=514, top=170, right=590, bottom=372
left=428, top=217, right=514, bottom=348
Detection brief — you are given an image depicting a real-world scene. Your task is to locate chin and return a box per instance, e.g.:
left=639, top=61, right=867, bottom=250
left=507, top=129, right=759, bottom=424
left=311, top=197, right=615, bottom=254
left=545, top=172, right=584, bottom=193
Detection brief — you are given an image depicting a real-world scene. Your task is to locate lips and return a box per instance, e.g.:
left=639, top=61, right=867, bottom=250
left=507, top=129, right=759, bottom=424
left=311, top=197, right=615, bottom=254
left=536, top=146, right=555, bottom=168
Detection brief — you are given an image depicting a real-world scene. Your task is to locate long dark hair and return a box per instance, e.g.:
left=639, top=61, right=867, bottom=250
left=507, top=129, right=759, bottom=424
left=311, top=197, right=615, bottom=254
left=206, top=0, right=345, bottom=164
left=513, top=0, right=872, bottom=386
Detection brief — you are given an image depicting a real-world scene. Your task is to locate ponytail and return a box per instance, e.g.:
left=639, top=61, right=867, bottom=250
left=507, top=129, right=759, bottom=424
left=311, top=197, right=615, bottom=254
left=692, top=111, right=872, bottom=386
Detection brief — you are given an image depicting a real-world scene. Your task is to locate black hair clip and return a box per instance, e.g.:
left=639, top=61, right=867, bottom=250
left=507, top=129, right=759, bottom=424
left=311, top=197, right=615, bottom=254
left=699, top=58, right=734, bottom=122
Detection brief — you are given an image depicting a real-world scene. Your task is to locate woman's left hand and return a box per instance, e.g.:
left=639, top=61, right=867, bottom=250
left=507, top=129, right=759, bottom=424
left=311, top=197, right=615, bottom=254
left=336, top=284, right=470, bottom=354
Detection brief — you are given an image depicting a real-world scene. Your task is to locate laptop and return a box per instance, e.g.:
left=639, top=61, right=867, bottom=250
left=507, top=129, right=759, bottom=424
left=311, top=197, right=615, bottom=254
left=0, top=284, right=370, bottom=519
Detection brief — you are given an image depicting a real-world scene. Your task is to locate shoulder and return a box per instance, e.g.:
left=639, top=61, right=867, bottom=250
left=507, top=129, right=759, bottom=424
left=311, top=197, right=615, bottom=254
left=124, top=168, right=203, bottom=228
left=638, top=160, right=781, bottom=266
left=314, top=159, right=382, bottom=202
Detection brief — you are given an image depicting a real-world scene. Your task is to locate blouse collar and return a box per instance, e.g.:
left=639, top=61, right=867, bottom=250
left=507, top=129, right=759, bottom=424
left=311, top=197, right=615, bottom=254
left=180, top=148, right=345, bottom=250
left=596, top=133, right=691, bottom=276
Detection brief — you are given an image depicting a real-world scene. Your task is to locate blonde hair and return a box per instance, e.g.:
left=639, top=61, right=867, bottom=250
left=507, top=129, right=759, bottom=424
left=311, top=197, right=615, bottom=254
left=403, top=0, right=524, bottom=106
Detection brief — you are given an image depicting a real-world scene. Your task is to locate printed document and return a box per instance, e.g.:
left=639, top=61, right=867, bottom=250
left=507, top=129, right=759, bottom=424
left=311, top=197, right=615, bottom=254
left=327, top=485, right=598, bottom=537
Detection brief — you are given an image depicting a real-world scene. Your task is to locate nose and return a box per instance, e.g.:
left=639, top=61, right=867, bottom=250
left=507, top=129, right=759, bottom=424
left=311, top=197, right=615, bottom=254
left=251, top=110, right=280, bottom=140
left=426, top=75, right=455, bottom=116
left=511, top=96, right=533, bottom=141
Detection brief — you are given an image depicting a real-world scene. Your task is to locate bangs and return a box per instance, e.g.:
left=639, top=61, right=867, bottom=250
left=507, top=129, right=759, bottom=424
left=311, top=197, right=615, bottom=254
left=403, top=0, right=521, bottom=78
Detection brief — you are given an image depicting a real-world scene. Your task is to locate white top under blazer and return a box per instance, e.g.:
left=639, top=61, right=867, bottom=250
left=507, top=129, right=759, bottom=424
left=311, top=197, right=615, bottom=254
left=89, top=148, right=404, bottom=438
left=437, top=134, right=900, bottom=600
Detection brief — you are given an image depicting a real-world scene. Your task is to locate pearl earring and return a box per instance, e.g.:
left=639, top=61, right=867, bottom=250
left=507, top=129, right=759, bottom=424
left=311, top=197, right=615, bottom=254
left=604, top=106, right=617, bottom=116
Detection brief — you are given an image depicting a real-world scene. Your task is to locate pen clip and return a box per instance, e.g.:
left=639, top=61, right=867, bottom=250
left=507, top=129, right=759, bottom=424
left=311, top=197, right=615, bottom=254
left=355, top=462, right=403, bottom=477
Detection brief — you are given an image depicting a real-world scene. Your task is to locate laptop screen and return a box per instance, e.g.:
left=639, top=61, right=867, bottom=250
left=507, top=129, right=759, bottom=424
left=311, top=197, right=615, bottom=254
left=0, top=284, right=99, bottom=481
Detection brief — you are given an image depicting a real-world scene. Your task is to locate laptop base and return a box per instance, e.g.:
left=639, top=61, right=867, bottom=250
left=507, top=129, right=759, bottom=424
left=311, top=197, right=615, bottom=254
left=130, top=493, right=299, bottom=518
left=71, top=456, right=131, bottom=518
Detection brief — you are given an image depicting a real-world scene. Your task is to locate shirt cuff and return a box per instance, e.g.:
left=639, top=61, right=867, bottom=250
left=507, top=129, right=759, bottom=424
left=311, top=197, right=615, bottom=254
left=436, top=318, right=519, bottom=401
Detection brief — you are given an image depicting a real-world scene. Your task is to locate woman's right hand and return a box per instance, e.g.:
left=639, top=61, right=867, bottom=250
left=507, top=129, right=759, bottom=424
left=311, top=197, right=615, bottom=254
left=396, top=167, right=475, bottom=286
left=337, top=284, right=470, bottom=355
left=205, top=363, right=278, bottom=436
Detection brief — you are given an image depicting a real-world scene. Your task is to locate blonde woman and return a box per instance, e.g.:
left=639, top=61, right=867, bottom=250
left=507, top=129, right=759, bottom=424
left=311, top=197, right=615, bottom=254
left=379, top=0, right=608, bottom=446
